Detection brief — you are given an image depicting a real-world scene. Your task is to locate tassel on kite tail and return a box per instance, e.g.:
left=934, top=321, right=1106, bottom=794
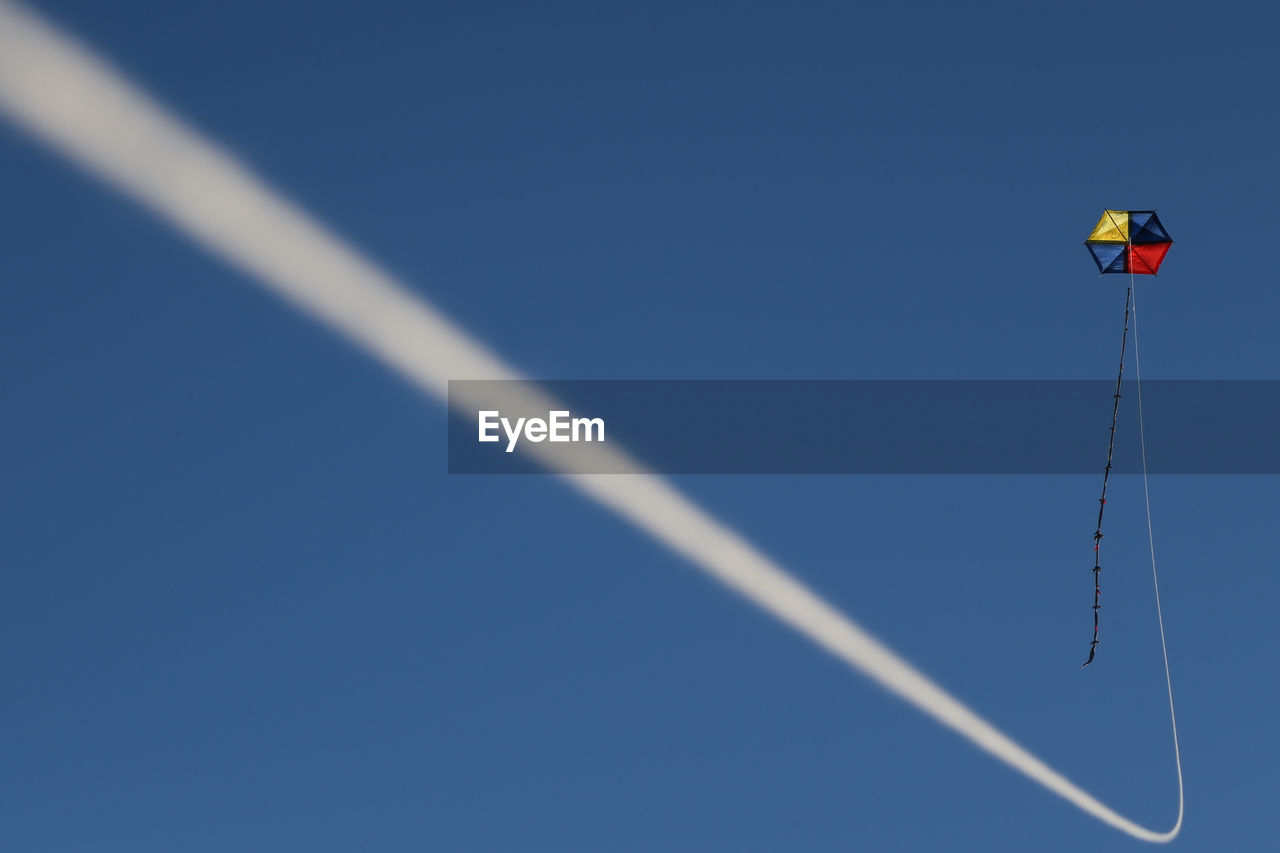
left=1085, top=284, right=1133, bottom=667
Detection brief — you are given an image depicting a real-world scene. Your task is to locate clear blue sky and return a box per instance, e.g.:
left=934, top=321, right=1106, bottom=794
left=2, top=1, right=1278, bottom=850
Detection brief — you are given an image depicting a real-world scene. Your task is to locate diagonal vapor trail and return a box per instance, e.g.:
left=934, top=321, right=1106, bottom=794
left=0, top=1, right=1182, bottom=842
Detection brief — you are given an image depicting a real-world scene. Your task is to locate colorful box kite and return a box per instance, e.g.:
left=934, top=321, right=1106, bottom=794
left=1084, top=210, right=1173, bottom=275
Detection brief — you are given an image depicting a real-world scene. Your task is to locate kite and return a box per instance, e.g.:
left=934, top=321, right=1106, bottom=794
left=1082, top=210, right=1173, bottom=666
left=1086, top=210, right=1173, bottom=276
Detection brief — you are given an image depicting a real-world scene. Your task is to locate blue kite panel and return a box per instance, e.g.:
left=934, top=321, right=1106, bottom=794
left=1131, top=211, right=1171, bottom=244
left=1087, top=242, right=1125, bottom=273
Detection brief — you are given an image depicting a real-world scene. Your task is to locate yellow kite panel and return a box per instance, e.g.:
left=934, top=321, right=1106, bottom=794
left=1087, top=210, right=1129, bottom=243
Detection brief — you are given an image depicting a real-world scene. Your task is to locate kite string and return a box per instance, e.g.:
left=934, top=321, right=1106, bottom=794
left=1130, top=281, right=1187, bottom=834
left=1085, top=282, right=1132, bottom=666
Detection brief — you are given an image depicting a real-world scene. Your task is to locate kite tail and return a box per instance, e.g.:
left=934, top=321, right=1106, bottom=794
left=1085, top=284, right=1132, bottom=667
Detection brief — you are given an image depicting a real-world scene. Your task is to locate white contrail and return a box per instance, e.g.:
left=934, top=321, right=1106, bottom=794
left=0, top=1, right=1182, bottom=842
